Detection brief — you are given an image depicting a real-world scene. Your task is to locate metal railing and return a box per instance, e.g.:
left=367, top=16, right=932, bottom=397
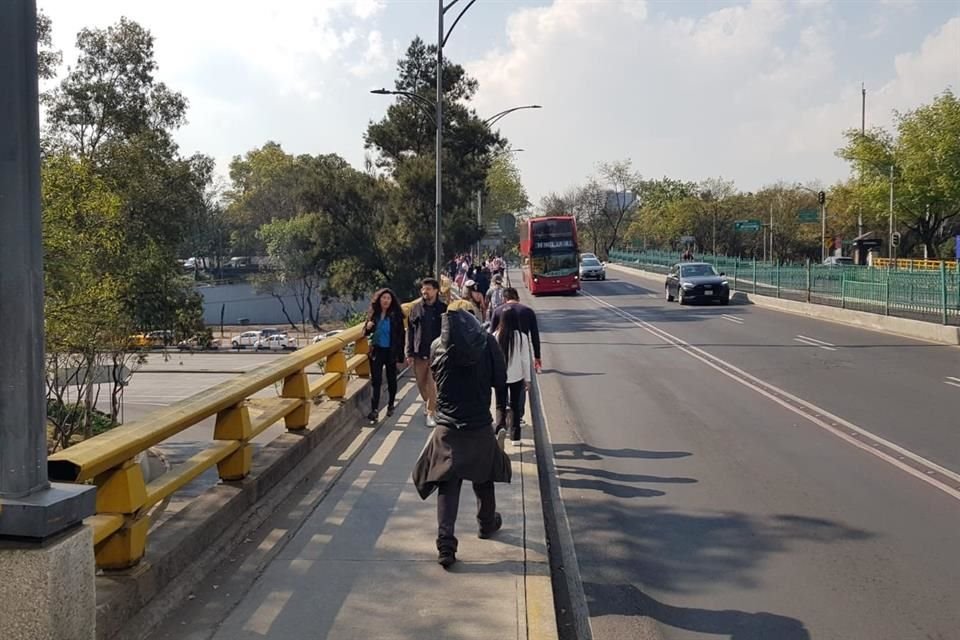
left=609, top=249, right=960, bottom=326
left=874, top=257, right=958, bottom=271
left=45, top=275, right=456, bottom=570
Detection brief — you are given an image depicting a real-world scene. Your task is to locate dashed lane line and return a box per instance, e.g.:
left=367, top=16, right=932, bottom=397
left=721, top=314, right=745, bottom=325
left=794, top=335, right=838, bottom=351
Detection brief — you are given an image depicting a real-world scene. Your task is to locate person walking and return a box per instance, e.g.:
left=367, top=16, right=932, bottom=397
left=406, top=278, right=447, bottom=427
left=412, top=309, right=511, bottom=568
left=485, top=274, right=506, bottom=321
left=490, top=287, right=542, bottom=373
left=494, top=306, right=531, bottom=442
left=364, top=288, right=405, bottom=422
left=461, top=280, right=487, bottom=321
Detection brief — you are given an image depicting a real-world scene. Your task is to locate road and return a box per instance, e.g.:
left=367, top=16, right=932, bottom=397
left=524, top=267, right=960, bottom=640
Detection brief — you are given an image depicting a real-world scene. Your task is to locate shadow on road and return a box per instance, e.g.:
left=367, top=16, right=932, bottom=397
left=552, top=443, right=692, bottom=461
left=585, top=582, right=812, bottom=640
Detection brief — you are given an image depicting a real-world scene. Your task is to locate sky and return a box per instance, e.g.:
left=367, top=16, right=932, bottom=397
left=38, top=0, right=960, bottom=206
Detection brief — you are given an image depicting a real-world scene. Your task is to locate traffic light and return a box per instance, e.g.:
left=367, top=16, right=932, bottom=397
left=891, top=231, right=901, bottom=248
left=817, top=191, right=826, bottom=205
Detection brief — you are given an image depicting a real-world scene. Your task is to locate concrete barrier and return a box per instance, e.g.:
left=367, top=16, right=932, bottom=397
left=607, top=263, right=960, bottom=346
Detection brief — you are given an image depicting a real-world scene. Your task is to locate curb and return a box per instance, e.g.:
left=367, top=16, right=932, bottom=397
left=607, top=263, right=960, bottom=346
left=529, top=373, right=593, bottom=640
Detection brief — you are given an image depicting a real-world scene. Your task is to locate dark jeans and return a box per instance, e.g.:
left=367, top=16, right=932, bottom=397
left=495, top=380, right=526, bottom=430
left=370, top=346, right=398, bottom=411
left=437, top=478, right=497, bottom=552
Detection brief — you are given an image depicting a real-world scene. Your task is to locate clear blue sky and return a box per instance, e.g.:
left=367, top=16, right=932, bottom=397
left=40, top=0, right=960, bottom=204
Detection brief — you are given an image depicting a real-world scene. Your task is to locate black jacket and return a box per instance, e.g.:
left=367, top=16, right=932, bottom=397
left=406, top=298, right=447, bottom=358
left=364, top=308, right=406, bottom=363
left=430, top=310, right=507, bottom=431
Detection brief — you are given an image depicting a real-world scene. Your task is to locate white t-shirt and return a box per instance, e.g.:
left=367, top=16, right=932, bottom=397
left=500, top=331, right=531, bottom=385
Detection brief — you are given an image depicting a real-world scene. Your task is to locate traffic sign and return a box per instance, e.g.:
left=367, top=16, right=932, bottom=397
left=797, top=208, right=819, bottom=224
left=734, top=220, right=762, bottom=232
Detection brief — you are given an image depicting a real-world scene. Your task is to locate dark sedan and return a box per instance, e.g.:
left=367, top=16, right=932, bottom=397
left=665, top=262, right=730, bottom=305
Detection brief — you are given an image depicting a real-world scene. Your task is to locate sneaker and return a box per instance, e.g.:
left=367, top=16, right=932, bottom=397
left=478, top=512, right=503, bottom=539
left=438, top=549, right=456, bottom=568
left=426, top=414, right=437, bottom=428
left=366, top=410, right=378, bottom=422
left=496, top=427, right=506, bottom=451
left=386, top=405, right=395, bottom=417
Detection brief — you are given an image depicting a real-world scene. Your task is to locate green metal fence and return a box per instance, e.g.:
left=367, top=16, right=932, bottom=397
left=608, top=249, right=960, bottom=326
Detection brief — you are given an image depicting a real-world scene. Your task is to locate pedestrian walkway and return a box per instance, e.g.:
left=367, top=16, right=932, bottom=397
left=148, top=373, right=556, bottom=640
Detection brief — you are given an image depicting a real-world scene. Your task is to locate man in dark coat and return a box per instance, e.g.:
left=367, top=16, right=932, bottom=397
left=412, top=309, right=510, bottom=568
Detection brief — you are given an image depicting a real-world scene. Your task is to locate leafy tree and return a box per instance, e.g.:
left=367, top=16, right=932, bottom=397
left=838, top=90, right=960, bottom=257
left=43, top=17, right=211, bottom=332
left=365, top=38, right=504, bottom=281
left=483, top=152, right=529, bottom=250
left=37, top=10, right=62, bottom=81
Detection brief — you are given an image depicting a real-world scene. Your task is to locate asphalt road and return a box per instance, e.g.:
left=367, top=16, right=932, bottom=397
left=523, top=268, right=960, bottom=640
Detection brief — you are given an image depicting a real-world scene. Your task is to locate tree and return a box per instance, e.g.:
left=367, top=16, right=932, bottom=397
left=37, top=10, right=62, bottom=81
left=44, top=18, right=211, bottom=333
left=838, top=90, right=960, bottom=257
left=256, top=214, right=325, bottom=331
left=595, top=160, right=641, bottom=255
left=365, top=38, right=505, bottom=282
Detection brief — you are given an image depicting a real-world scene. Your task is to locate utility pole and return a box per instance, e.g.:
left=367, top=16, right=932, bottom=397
left=858, top=83, right=865, bottom=238
left=476, top=190, right=482, bottom=259
left=435, top=0, right=444, bottom=281
left=889, top=165, right=895, bottom=260
left=712, top=208, right=717, bottom=256
left=769, top=202, right=774, bottom=263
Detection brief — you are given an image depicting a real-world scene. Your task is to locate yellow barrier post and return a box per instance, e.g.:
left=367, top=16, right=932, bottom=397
left=282, top=370, right=311, bottom=430
left=213, top=404, right=253, bottom=480
left=355, top=336, right=371, bottom=378
left=94, top=459, right=149, bottom=569
left=325, top=350, right=348, bottom=399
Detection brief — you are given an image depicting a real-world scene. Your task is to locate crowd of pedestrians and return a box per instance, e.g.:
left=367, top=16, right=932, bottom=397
left=362, top=257, right=541, bottom=568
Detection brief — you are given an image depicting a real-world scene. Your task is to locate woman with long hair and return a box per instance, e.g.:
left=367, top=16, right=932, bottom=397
left=494, top=305, right=531, bottom=442
left=462, top=280, right=487, bottom=321
left=364, top=288, right=405, bottom=422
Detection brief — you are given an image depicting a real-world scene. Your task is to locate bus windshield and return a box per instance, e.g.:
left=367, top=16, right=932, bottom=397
left=532, top=252, right=578, bottom=277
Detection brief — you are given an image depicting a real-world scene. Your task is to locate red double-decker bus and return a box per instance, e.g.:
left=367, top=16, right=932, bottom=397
left=519, top=216, right=580, bottom=296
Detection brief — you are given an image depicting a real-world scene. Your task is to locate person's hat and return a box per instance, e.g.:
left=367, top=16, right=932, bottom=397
left=464, top=279, right=476, bottom=288
left=493, top=274, right=503, bottom=283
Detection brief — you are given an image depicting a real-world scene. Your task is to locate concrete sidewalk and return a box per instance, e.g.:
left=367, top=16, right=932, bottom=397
left=147, top=375, right=557, bottom=640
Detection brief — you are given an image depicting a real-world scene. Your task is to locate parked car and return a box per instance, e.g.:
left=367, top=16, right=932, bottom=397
left=232, top=330, right=262, bottom=349
left=255, top=334, right=295, bottom=351
left=259, top=327, right=282, bottom=337
left=822, top=256, right=854, bottom=267
left=313, top=330, right=343, bottom=343
left=665, top=262, right=730, bottom=305
left=177, top=336, right=220, bottom=351
left=146, top=330, right=174, bottom=348
left=579, top=256, right=607, bottom=280
left=580, top=252, right=598, bottom=262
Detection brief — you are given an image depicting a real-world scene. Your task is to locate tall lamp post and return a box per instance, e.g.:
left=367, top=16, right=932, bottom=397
left=372, top=82, right=540, bottom=278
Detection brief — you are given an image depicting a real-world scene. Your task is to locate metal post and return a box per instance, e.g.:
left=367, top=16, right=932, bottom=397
left=840, top=269, right=846, bottom=309
left=712, top=209, right=716, bottom=256
left=752, top=258, right=757, bottom=294
left=776, top=261, right=781, bottom=299
left=884, top=264, right=891, bottom=315
left=821, top=202, right=827, bottom=263
left=941, top=261, right=948, bottom=325
left=806, top=258, right=812, bottom=303
left=0, top=0, right=94, bottom=538
left=889, top=165, right=894, bottom=260
left=435, top=0, right=444, bottom=281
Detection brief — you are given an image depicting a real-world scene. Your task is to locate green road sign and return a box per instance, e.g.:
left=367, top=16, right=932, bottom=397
left=797, top=208, right=819, bottom=224
left=734, top=219, right=762, bottom=232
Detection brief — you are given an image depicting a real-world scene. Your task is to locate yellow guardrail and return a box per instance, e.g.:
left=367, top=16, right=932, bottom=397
left=48, top=275, right=455, bottom=570
left=874, top=257, right=958, bottom=271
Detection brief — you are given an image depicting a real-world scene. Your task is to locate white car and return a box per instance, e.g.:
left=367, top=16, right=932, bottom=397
left=313, top=330, right=343, bottom=343
left=255, top=334, right=294, bottom=351
left=232, top=330, right=262, bottom=349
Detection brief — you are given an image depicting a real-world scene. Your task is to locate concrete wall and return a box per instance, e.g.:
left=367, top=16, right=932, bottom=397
left=195, top=282, right=361, bottom=327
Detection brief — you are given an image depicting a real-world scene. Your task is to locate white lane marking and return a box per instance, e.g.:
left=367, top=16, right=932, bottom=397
left=794, top=336, right=837, bottom=351
left=946, top=376, right=960, bottom=383
left=945, top=380, right=960, bottom=389
left=369, top=430, right=404, bottom=466
left=797, top=335, right=837, bottom=348
left=721, top=314, right=744, bottom=324
left=579, top=290, right=960, bottom=503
